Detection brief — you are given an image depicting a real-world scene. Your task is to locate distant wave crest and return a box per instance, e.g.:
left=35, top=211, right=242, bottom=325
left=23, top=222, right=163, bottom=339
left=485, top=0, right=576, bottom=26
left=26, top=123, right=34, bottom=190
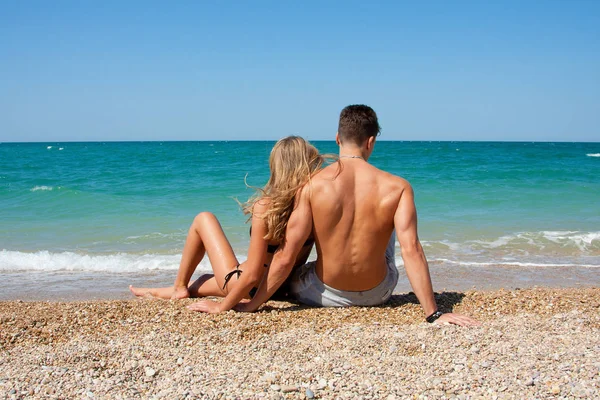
left=586, top=153, right=600, bottom=157
left=30, top=186, right=55, bottom=192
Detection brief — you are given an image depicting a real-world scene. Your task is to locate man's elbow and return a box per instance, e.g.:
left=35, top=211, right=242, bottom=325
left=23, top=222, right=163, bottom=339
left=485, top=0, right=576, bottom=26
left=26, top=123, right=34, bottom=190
left=400, top=241, right=423, bottom=259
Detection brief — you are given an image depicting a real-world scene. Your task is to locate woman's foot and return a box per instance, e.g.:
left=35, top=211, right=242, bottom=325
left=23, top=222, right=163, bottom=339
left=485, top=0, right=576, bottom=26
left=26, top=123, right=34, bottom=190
left=129, top=285, right=190, bottom=300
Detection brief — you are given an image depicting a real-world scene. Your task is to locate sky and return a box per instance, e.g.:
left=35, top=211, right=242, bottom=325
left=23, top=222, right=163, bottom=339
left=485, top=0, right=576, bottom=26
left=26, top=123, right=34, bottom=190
left=0, top=1, right=599, bottom=142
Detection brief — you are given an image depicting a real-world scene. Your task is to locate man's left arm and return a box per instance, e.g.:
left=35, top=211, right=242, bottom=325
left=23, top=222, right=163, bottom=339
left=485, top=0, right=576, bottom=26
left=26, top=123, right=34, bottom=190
left=236, top=185, right=313, bottom=312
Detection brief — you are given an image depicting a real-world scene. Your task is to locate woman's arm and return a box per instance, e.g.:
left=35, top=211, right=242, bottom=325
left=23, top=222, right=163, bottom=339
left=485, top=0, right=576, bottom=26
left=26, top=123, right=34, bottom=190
left=236, top=185, right=313, bottom=312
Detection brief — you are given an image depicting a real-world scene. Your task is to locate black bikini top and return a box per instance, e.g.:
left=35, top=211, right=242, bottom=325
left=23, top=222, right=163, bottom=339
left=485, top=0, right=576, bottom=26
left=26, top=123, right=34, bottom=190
left=249, top=227, right=314, bottom=254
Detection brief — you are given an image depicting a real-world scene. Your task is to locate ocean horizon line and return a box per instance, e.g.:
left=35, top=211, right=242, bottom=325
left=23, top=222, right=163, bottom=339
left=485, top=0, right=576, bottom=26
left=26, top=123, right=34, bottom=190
left=2, top=139, right=599, bottom=144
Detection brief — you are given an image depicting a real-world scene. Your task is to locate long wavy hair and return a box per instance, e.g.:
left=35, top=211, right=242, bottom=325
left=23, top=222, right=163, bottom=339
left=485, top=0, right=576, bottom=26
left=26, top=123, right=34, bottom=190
left=243, top=136, right=327, bottom=243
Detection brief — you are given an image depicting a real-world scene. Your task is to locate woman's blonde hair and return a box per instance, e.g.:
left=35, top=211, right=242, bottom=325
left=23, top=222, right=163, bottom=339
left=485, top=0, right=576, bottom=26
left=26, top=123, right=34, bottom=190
left=243, top=136, right=327, bottom=243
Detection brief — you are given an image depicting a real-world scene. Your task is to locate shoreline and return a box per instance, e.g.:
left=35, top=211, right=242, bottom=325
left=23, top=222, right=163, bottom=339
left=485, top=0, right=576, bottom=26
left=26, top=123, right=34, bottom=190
left=1, top=288, right=599, bottom=398
left=1, top=263, right=599, bottom=301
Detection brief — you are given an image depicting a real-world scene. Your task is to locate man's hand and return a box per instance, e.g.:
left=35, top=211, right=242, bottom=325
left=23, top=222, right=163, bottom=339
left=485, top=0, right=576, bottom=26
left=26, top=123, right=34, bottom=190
left=187, top=300, right=222, bottom=314
left=434, top=313, right=480, bottom=327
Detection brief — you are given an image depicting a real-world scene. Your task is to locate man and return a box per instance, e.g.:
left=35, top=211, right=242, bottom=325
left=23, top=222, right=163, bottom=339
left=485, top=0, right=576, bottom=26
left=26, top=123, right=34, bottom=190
left=238, top=105, right=478, bottom=326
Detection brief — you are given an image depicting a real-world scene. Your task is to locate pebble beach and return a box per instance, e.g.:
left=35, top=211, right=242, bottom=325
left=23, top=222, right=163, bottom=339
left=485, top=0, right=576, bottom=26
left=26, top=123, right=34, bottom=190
left=1, top=288, right=599, bottom=399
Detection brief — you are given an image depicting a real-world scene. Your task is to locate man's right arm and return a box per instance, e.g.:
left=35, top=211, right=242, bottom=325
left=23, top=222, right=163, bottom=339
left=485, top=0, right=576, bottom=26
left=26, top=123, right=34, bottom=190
left=394, top=182, right=480, bottom=327
left=394, top=183, right=438, bottom=317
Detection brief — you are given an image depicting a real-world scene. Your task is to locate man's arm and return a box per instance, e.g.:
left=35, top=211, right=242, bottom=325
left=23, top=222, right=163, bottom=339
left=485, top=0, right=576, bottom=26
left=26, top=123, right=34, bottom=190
left=395, top=183, right=479, bottom=326
left=394, top=184, right=437, bottom=316
left=236, top=185, right=313, bottom=312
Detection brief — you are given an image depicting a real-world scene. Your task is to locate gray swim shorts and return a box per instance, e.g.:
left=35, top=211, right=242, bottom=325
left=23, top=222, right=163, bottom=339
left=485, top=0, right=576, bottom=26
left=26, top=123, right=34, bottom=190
left=289, top=234, right=399, bottom=307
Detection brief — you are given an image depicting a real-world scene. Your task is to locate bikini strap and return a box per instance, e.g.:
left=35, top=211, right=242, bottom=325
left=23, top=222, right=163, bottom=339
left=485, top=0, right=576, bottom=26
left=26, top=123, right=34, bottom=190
left=222, top=265, right=242, bottom=290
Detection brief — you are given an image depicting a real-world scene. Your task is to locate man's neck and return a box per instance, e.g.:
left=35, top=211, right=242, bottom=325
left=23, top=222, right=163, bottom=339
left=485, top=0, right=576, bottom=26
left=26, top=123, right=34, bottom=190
left=339, top=146, right=369, bottom=161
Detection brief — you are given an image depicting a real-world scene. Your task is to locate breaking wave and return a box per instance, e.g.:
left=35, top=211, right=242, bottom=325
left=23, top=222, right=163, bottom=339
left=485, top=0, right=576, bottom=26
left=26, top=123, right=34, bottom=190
left=0, top=250, right=226, bottom=273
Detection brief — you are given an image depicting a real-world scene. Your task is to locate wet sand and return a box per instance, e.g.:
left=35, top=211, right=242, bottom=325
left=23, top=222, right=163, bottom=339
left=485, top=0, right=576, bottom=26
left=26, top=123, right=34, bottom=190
left=1, top=263, right=598, bottom=301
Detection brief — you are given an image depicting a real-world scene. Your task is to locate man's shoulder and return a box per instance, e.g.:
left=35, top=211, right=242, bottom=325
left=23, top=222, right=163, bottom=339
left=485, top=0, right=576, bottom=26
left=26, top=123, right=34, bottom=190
left=372, top=165, right=411, bottom=189
left=308, top=164, right=337, bottom=186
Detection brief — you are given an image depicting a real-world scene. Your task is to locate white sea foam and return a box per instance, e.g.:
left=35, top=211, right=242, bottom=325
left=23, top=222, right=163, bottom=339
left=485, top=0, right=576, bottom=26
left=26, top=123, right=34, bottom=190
left=423, top=231, right=600, bottom=254
left=0, top=248, right=596, bottom=274
left=47, top=146, right=53, bottom=149
left=542, top=230, right=600, bottom=246
left=0, top=250, right=235, bottom=273
left=586, top=153, right=600, bottom=157
left=30, top=186, right=54, bottom=192
left=59, top=147, right=64, bottom=150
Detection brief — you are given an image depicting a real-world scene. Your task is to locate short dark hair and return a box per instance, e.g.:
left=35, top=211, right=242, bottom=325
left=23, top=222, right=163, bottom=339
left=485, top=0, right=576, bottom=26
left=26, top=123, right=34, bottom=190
left=338, top=104, right=381, bottom=145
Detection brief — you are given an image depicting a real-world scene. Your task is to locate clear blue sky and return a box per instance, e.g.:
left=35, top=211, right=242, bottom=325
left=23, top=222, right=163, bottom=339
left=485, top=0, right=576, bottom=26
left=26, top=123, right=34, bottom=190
left=1, top=1, right=598, bottom=142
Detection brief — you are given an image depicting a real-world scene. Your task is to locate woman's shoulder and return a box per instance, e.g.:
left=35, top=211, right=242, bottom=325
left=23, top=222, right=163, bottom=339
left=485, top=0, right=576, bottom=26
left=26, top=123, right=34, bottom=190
left=251, top=197, right=272, bottom=215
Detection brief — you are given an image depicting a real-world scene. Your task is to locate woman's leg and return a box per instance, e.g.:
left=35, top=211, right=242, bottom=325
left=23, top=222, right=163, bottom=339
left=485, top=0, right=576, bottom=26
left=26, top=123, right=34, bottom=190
left=129, top=212, right=239, bottom=299
left=187, top=274, right=226, bottom=297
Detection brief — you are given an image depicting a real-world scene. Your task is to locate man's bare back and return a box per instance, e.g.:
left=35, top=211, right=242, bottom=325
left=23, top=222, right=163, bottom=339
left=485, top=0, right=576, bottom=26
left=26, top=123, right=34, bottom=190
left=309, top=158, right=407, bottom=291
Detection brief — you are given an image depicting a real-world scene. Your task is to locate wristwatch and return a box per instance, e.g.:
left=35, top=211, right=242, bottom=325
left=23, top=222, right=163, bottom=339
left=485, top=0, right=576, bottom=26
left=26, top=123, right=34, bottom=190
left=426, top=310, right=443, bottom=323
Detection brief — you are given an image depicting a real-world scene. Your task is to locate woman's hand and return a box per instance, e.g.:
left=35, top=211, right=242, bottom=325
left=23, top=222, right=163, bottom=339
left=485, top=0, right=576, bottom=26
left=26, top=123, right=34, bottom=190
left=187, top=300, right=223, bottom=314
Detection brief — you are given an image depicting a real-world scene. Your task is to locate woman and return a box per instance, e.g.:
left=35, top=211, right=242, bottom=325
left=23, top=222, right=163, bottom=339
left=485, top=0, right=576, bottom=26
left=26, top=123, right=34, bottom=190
left=129, top=136, right=325, bottom=313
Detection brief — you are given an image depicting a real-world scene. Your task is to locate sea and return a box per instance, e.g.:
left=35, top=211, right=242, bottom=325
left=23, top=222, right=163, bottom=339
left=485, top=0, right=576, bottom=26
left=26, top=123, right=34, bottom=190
left=1, top=141, right=599, bottom=300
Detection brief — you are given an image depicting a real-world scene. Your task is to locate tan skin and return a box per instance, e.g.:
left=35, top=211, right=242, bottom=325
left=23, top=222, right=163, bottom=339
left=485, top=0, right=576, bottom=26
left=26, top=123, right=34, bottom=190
left=129, top=199, right=312, bottom=314
left=237, top=135, right=479, bottom=327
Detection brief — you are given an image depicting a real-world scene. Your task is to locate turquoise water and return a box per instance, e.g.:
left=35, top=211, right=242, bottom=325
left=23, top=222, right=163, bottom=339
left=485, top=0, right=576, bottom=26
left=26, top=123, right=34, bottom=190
left=1, top=141, right=599, bottom=298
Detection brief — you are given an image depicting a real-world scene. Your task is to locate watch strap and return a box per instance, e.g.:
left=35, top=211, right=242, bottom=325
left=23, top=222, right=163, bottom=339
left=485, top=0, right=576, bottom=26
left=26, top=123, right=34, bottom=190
left=426, top=310, right=443, bottom=323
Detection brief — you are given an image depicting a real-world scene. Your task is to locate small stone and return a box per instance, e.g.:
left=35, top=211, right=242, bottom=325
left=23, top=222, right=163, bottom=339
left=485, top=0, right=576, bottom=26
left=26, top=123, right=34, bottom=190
left=270, top=384, right=281, bottom=391
left=524, top=378, right=534, bottom=386
left=550, top=385, right=560, bottom=395
left=305, top=389, right=315, bottom=399
left=317, top=379, right=327, bottom=390
left=281, top=385, right=297, bottom=393
left=144, top=367, right=156, bottom=377
left=177, top=358, right=184, bottom=365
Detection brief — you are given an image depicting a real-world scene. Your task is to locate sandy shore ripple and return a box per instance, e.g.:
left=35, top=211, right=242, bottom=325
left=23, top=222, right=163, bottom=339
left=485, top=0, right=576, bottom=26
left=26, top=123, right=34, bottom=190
left=1, top=288, right=599, bottom=399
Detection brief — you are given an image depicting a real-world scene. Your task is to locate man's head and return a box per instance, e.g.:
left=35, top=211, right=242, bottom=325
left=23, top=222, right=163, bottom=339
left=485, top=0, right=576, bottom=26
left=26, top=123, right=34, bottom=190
left=337, top=105, right=380, bottom=146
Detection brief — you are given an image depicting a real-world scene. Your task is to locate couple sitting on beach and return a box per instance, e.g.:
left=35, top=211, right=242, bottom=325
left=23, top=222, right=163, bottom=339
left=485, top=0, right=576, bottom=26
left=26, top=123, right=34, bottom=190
left=130, top=105, right=478, bottom=326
